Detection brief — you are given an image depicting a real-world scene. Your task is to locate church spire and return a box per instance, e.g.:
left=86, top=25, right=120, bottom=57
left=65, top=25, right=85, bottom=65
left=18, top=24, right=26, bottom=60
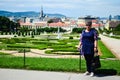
left=109, top=15, right=112, bottom=21
left=39, top=6, right=44, bottom=21
left=41, top=6, right=43, bottom=17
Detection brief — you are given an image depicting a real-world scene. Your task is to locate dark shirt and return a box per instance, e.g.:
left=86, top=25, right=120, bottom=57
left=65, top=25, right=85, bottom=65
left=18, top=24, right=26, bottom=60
left=80, top=29, right=98, bottom=54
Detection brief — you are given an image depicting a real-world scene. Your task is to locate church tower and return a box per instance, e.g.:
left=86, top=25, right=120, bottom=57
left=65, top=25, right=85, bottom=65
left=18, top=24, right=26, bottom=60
left=109, top=15, right=112, bottom=21
left=39, top=6, right=45, bottom=21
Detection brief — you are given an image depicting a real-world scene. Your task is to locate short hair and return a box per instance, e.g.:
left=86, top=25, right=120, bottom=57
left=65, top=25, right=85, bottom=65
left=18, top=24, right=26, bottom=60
left=86, top=21, right=92, bottom=26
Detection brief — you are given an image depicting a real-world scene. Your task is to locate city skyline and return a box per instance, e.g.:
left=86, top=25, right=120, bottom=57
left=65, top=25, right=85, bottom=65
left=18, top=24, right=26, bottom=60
left=0, top=0, right=120, bottom=18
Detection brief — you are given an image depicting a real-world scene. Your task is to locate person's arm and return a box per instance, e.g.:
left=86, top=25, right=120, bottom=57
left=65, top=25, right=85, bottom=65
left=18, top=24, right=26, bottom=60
left=78, top=42, right=82, bottom=49
left=94, top=40, right=98, bottom=52
left=77, top=34, right=82, bottom=49
left=94, top=30, right=98, bottom=52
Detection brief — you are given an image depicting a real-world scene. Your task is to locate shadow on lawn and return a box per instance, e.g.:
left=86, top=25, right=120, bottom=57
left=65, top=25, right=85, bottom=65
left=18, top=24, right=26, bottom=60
left=94, top=69, right=117, bottom=77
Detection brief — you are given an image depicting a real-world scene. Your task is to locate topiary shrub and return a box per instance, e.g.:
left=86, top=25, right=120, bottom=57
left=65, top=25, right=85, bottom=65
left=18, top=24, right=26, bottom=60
left=69, top=36, right=73, bottom=39
left=31, top=35, right=34, bottom=38
left=18, top=48, right=30, bottom=53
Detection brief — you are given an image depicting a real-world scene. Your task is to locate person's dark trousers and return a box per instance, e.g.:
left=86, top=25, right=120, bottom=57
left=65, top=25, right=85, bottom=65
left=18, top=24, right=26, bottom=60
left=84, top=54, right=94, bottom=73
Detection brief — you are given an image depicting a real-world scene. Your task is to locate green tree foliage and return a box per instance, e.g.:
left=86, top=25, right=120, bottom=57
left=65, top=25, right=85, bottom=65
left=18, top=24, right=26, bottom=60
left=98, top=28, right=103, bottom=34
left=47, top=19, right=53, bottom=23
left=103, top=27, right=111, bottom=34
left=20, top=27, right=30, bottom=32
left=36, top=27, right=66, bottom=33
left=72, top=28, right=84, bottom=33
left=0, top=16, right=20, bottom=32
left=113, top=24, right=120, bottom=35
left=114, top=24, right=120, bottom=31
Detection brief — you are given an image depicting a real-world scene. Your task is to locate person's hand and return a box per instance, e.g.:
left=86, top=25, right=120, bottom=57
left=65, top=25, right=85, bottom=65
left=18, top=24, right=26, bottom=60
left=77, top=46, right=80, bottom=50
left=94, top=47, right=98, bottom=56
left=94, top=47, right=98, bottom=52
left=77, top=46, right=82, bottom=52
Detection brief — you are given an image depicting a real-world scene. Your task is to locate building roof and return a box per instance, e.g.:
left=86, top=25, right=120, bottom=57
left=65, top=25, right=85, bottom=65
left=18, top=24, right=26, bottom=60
left=20, top=23, right=32, bottom=26
left=34, top=23, right=46, bottom=26
left=78, top=23, right=102, bottom=28
left=48, top=22, right=69, bottom=27
left=19, top=20, right=103, bottom=28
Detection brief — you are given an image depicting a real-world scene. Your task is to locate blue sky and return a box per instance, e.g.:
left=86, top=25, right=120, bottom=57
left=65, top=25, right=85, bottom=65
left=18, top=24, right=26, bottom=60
left=0, top=0, right=120, bottom=17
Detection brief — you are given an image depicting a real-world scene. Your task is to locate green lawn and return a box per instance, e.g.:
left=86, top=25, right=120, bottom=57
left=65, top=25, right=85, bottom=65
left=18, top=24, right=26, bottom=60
left=98, top=40, right=115, bottom=59
left=0, top=55, right=120, bottom=75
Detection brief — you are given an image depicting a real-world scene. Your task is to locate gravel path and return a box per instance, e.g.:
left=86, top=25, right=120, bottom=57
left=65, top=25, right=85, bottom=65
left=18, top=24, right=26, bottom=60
left=99, top=35, right=120, bottom=59
left=0, top=49, right=79, bottom=58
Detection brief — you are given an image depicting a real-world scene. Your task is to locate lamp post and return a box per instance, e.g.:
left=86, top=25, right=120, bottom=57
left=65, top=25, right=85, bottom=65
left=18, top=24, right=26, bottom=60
left=23, top=49, right=26, bottom=67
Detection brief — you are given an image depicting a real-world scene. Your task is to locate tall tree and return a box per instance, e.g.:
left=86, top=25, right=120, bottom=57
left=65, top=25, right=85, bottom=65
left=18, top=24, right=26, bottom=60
left=0, top=16, right=20, bottom=32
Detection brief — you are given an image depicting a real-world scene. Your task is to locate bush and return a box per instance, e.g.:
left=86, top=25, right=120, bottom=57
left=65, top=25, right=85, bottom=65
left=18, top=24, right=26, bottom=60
left=72, top=28, right=84, bottom=33
left=45, top=50, right=52, bottom=54
left=31, top=35, right=34, bottom=38
left=76, top=35, right=79, bottom=38
left=2, top=39, right=16, bottom=44
left=69, top=36, right=73, bottom=39
left=18, top=48, right=30, bottom=53
left=14, top=35, right=17, bottom=37
left=113, top=31, right=120, bottom=35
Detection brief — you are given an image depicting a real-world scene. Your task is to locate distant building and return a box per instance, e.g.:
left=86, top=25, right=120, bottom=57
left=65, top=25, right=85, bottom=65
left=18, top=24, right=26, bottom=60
left=19, top=17, right=26, bottom=23
left=44, top=17, right=62, bottom=23
left=78, top=15, right=98, bottom=23
left=114, top=15, right=120, bottom=21
left=77, top=16, right=102, bottom=28
left=105, top=20, right=120, bottom=30
left=19, top=8, right=103, bottom=31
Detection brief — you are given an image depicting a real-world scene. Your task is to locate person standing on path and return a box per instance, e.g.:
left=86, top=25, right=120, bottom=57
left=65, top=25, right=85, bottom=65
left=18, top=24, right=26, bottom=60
left=77, top=21, right=98, bottom=76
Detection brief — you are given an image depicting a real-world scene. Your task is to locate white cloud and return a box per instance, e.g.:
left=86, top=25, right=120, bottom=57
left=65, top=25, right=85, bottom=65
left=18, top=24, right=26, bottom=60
left=0, top=0, right=120, bottom=17
left=89, top=0, right=97, bottom=1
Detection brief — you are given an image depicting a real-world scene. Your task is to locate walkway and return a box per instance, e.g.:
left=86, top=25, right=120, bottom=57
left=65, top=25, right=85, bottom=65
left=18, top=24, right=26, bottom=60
left=0, top=49, right=79, bottom=58
left=99, top=35, right=120, bottom=59
left=0, top=68, right=120, bottom=80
